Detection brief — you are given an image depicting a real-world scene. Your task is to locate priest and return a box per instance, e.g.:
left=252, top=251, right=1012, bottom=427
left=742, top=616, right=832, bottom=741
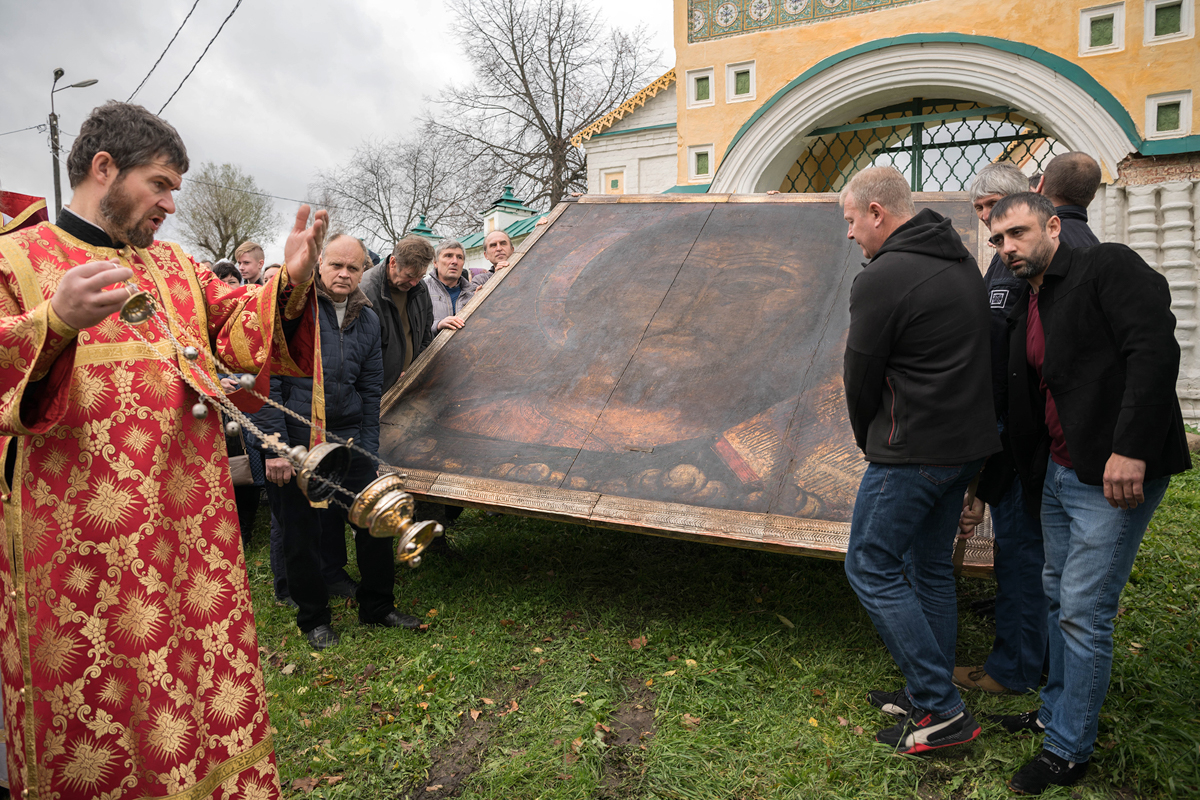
left=0, top=101, right=326, bottom=799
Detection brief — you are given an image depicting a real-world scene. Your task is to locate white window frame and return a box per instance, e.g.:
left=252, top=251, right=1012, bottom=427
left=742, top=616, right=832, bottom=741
left=686, top=67, right=715, bottom=109
left=1144, top=0, right=1194, bottom=44
left=688, top=144, right=714, bottom=183
left=602, top=168, right=626, bottom=195
left=1079, top=3, right=1126, bottom=54
left=726, top=60, right=756, bottom=104
left=1145, top=90, right=1192, bottom=138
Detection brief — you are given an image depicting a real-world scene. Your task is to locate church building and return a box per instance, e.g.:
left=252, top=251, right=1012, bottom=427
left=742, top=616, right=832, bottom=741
left=575, top=0, right=1199, bottom=417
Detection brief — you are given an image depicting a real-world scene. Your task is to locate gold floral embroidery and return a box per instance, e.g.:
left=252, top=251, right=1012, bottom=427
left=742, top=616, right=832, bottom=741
left=113, top=593, right=164, bottom=643
left=147, top=708, right=192, bottom=758
left=81, top=478, right=136, bottom=532
left=60, top=739, right=116, bottom=793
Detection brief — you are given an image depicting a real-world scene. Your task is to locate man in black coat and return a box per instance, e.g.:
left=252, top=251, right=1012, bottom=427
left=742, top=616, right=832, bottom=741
left=359, top=235, right=435, bottom=389
left=964, top=193, right=1190, bottom=794
left=840, top=166, right=1001, bottom=755
left=259, top=234, right=421, bottom=649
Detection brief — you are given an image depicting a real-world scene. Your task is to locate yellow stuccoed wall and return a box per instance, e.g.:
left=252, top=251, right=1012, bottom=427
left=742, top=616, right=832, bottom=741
left=672, top=0, right=1199, bottom=186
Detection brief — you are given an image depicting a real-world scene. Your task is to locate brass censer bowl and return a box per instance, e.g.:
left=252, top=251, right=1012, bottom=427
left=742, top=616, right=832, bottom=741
left=365, top=489, right=443, bottom=565
left=295, top=442, right=352, bottom=503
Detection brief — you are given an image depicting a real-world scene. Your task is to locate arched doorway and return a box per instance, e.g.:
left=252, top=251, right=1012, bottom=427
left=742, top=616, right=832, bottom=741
left=778, top=98, right=1067, bottom=193
left=709, top=37, right=1140, bottom=194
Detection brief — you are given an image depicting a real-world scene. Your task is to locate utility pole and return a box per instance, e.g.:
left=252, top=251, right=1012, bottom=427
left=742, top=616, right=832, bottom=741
left=49, top=68, right=98, bottom=220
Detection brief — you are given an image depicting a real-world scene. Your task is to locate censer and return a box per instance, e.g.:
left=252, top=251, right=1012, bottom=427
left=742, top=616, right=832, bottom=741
left=117, top=280, right=443, bottom=566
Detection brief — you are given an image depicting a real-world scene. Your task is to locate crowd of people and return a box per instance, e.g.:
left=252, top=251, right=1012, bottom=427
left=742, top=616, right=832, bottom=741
left=0, top=98, right=1187, bottom=799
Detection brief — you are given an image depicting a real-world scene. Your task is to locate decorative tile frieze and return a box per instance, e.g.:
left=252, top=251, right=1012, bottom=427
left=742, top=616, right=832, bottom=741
left=689, top=0, right=932, bottom=42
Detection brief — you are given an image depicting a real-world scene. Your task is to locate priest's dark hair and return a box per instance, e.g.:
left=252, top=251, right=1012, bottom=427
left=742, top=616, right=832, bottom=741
left=66, top=102, right=190, bottom=189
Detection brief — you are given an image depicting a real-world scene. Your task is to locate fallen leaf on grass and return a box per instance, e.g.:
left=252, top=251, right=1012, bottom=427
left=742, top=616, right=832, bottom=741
left=590, top=653, right=602, bottom=662
left=667, top=655, right=678, bottom=662
left=808, top=717, right=819, bottom=727
left=510, top=665, right=522, bottom=671
left=281, top=664, right=297, bottom=675
left=684, top=659, right=697, bottom=668
left=417, top=702, right=429, bottom=710
left=556, top=774, right=573, bottom=780
left=811, top=689, right=825, bottom=697
left=645, top=679, right=654, bottom=687
left=470, top=709, right=480, bottom=721
left=427, top=609, right=438, bottom=617
left=370, top=703, right=382, bottom=713
left=300, top=719, right=312, bottom=728
left=326, top=776, right=343, bottom=786
left=594, top=723, right=612, bottom=733
left=682, top=714, right=701, bottom=730
left=629, top=636, right=648, bottom=650
left=777, top=614, right=795, bottom=629
left=542, top=636, right=554, bottom=642
left=838, top=716, right=849, bottom=727
left=563, top=752, right=578, bottom=764
left=662, top=670, right=676, bottom=676
left=500, top=619, right=514, bottom=627
left=419, top=624, right=430, bottom=632
left=853, top=726, right=864, bottom=735
left=482, top=697, right=495, bottom=705
left=321, top=703, right=341, bottom=718
left=571, top=737, right=583, bottom=753
left=426, top=784, right=444, bottom=791
left=497, top=700, right=519, bottom=717
left=532, top=647, right=543, bottom=654
left=572, top=698, right=585, bottom=706
left=291, top=777, right=320, bottom=793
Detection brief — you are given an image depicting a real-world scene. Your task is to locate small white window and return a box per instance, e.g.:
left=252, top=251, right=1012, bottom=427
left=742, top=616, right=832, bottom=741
left=1144, top=0, right=1194, bottom=44
left=688, top=144, right=714, bottom=183
left=1146, top=90, right=1192, bottom=138
left=726, top=61, right=756, bottom=104
left=1080, top=3, right=1125, bottom=54
left=686, top=67, right=715, bottom=109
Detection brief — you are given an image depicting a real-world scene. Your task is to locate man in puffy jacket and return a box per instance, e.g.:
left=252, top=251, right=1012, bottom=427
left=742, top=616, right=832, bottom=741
left=840, top=166, right=1000, bottom=755
left=257, top=233, right=421, bottom=649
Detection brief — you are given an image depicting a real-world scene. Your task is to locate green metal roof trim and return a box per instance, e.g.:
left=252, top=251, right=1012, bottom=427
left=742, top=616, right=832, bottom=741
left=482, top=185, right=540, bottom=215
left=461, top=212, right=548, bottom=250
left=590, top=123, right=678, bottom=140
left=663, top=183, right=712, bottom=193
left=722, top=33, right=1199, bottom=168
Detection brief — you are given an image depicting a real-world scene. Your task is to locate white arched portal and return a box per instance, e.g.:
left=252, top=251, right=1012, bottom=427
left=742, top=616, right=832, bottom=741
left=709, top=41, right=1140, bottom=194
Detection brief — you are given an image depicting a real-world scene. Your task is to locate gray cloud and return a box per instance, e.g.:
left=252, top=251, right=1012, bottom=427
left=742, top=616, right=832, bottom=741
left=1, top=0, right=673, bottom=259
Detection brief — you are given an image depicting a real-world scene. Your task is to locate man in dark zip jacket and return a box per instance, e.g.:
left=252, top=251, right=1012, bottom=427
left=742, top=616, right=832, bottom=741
left=360, top=235, right=435, bottom=389
left=256, top=234, right=421, bottom=650
left=963, top=193, right=1189, bottom=794
left=839, top=167, right=1000, bottom=756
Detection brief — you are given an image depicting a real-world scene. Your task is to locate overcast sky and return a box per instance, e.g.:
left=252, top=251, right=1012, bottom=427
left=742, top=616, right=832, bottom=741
left=0, top=0, right=674, bottom=260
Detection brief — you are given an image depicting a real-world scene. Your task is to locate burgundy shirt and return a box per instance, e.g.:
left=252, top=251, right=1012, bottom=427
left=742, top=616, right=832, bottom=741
left=1026, top=291, right=1073, bottom=468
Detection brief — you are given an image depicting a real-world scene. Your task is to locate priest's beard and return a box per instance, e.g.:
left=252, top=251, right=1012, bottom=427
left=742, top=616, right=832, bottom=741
left=99, top=176, right=156, bottom=248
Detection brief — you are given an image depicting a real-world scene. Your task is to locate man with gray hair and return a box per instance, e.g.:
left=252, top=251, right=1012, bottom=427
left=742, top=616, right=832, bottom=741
left=839, top=166, right=1000, bottom=754
left=426, top=238, right=476, bottom=332
left=952, top=161, right=1052, bottom=698
left=471, top=229, right=516, bottom=289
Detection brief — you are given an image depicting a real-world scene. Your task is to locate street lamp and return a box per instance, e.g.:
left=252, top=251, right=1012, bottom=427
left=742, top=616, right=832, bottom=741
left=49, top=68, right=99, bottom=218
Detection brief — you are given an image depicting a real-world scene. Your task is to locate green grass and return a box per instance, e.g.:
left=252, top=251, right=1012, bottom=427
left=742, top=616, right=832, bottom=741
left=248, top=461, right=1200, bottom=799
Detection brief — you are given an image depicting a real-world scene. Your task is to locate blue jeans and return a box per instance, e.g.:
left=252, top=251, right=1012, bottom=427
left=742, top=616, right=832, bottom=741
left=985, top=473, right=1048, bottom=693
left=1038, top=459, right=1169, bottom=763
left=845, top=459, right=984, bottom=716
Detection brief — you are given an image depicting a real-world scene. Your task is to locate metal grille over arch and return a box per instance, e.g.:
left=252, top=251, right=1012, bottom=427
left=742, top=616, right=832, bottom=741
left=780, top=99, right=1064, bottom=193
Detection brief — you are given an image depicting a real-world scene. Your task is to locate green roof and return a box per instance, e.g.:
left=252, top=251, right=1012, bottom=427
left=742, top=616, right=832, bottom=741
left=461, top=211, right=548, bottom=250
left=663, top=183, right=712, bottom=193
left=406, top=214, right=441, bottom=240
left=484, top=185, right=539, bottom=215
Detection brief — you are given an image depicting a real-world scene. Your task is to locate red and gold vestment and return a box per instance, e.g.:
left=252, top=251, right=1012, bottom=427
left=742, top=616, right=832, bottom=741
left=0, top=222, right=318, bottom=800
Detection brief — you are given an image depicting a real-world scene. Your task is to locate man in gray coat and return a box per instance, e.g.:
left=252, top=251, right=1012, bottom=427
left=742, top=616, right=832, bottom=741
left=360, top=235, right=435, bottom=388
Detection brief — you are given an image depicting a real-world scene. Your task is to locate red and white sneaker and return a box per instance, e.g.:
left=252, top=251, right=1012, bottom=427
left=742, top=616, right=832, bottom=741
left=876, top=706, right=981, bottom=754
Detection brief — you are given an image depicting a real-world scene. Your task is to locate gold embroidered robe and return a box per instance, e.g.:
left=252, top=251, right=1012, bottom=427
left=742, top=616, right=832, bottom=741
left=0, top=222, right=318, bottom=800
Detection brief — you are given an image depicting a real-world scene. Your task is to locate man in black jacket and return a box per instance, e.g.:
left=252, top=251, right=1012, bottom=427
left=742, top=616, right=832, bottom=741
left=964, top=193, right=1190, bottom=794
left=840, top=167, right=1001, bottom=755
left=360, top=235, right=435, bottom=389
left=259, top=234, right=421, bottom=649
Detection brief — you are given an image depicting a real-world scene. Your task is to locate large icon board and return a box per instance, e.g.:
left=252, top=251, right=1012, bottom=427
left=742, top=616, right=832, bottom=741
left=380, top=193, right=994, bottom=574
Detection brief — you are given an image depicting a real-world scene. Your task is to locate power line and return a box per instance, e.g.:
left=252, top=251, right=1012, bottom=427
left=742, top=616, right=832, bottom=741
left=158, top=0, right=244, bottom=114
left=0, top=124, right=47, bottom=137
left=181, top=176, right=357, bottom=213
left=128, top=0, right=204, bottom=102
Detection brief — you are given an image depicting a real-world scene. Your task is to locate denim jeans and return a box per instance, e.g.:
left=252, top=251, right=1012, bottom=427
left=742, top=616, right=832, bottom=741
left=985, top=472, right=1048, bottom=693
left=1038, top=458, right=1169, bottom=763
left=845, top=459, right=984, bottom=716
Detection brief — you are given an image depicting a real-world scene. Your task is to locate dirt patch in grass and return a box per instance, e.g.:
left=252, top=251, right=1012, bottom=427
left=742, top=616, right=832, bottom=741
left=404, top=674, right=543, bottom=799
left=597, top=678, right=657, bottom=798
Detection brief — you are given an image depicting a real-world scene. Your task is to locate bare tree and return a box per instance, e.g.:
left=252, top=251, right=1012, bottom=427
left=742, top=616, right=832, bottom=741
left=174, top=162, right=283, bottom=260
left=309, top=122, right=495, bottom=250
left=437, top=0, right=659, bottom=208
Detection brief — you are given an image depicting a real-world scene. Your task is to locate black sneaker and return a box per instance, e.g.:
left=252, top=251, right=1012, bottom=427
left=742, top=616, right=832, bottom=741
left=274, top=595, right=298, bottom=609
left=984, top=709, right=1045, bottom=734
left=868, top=688, right=914, bottom=718
left=305, top=624, right=340, bottom=650
left=876, top=707, right=981, bottom=754
left=1009, top=749, right=1088, bottom=795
